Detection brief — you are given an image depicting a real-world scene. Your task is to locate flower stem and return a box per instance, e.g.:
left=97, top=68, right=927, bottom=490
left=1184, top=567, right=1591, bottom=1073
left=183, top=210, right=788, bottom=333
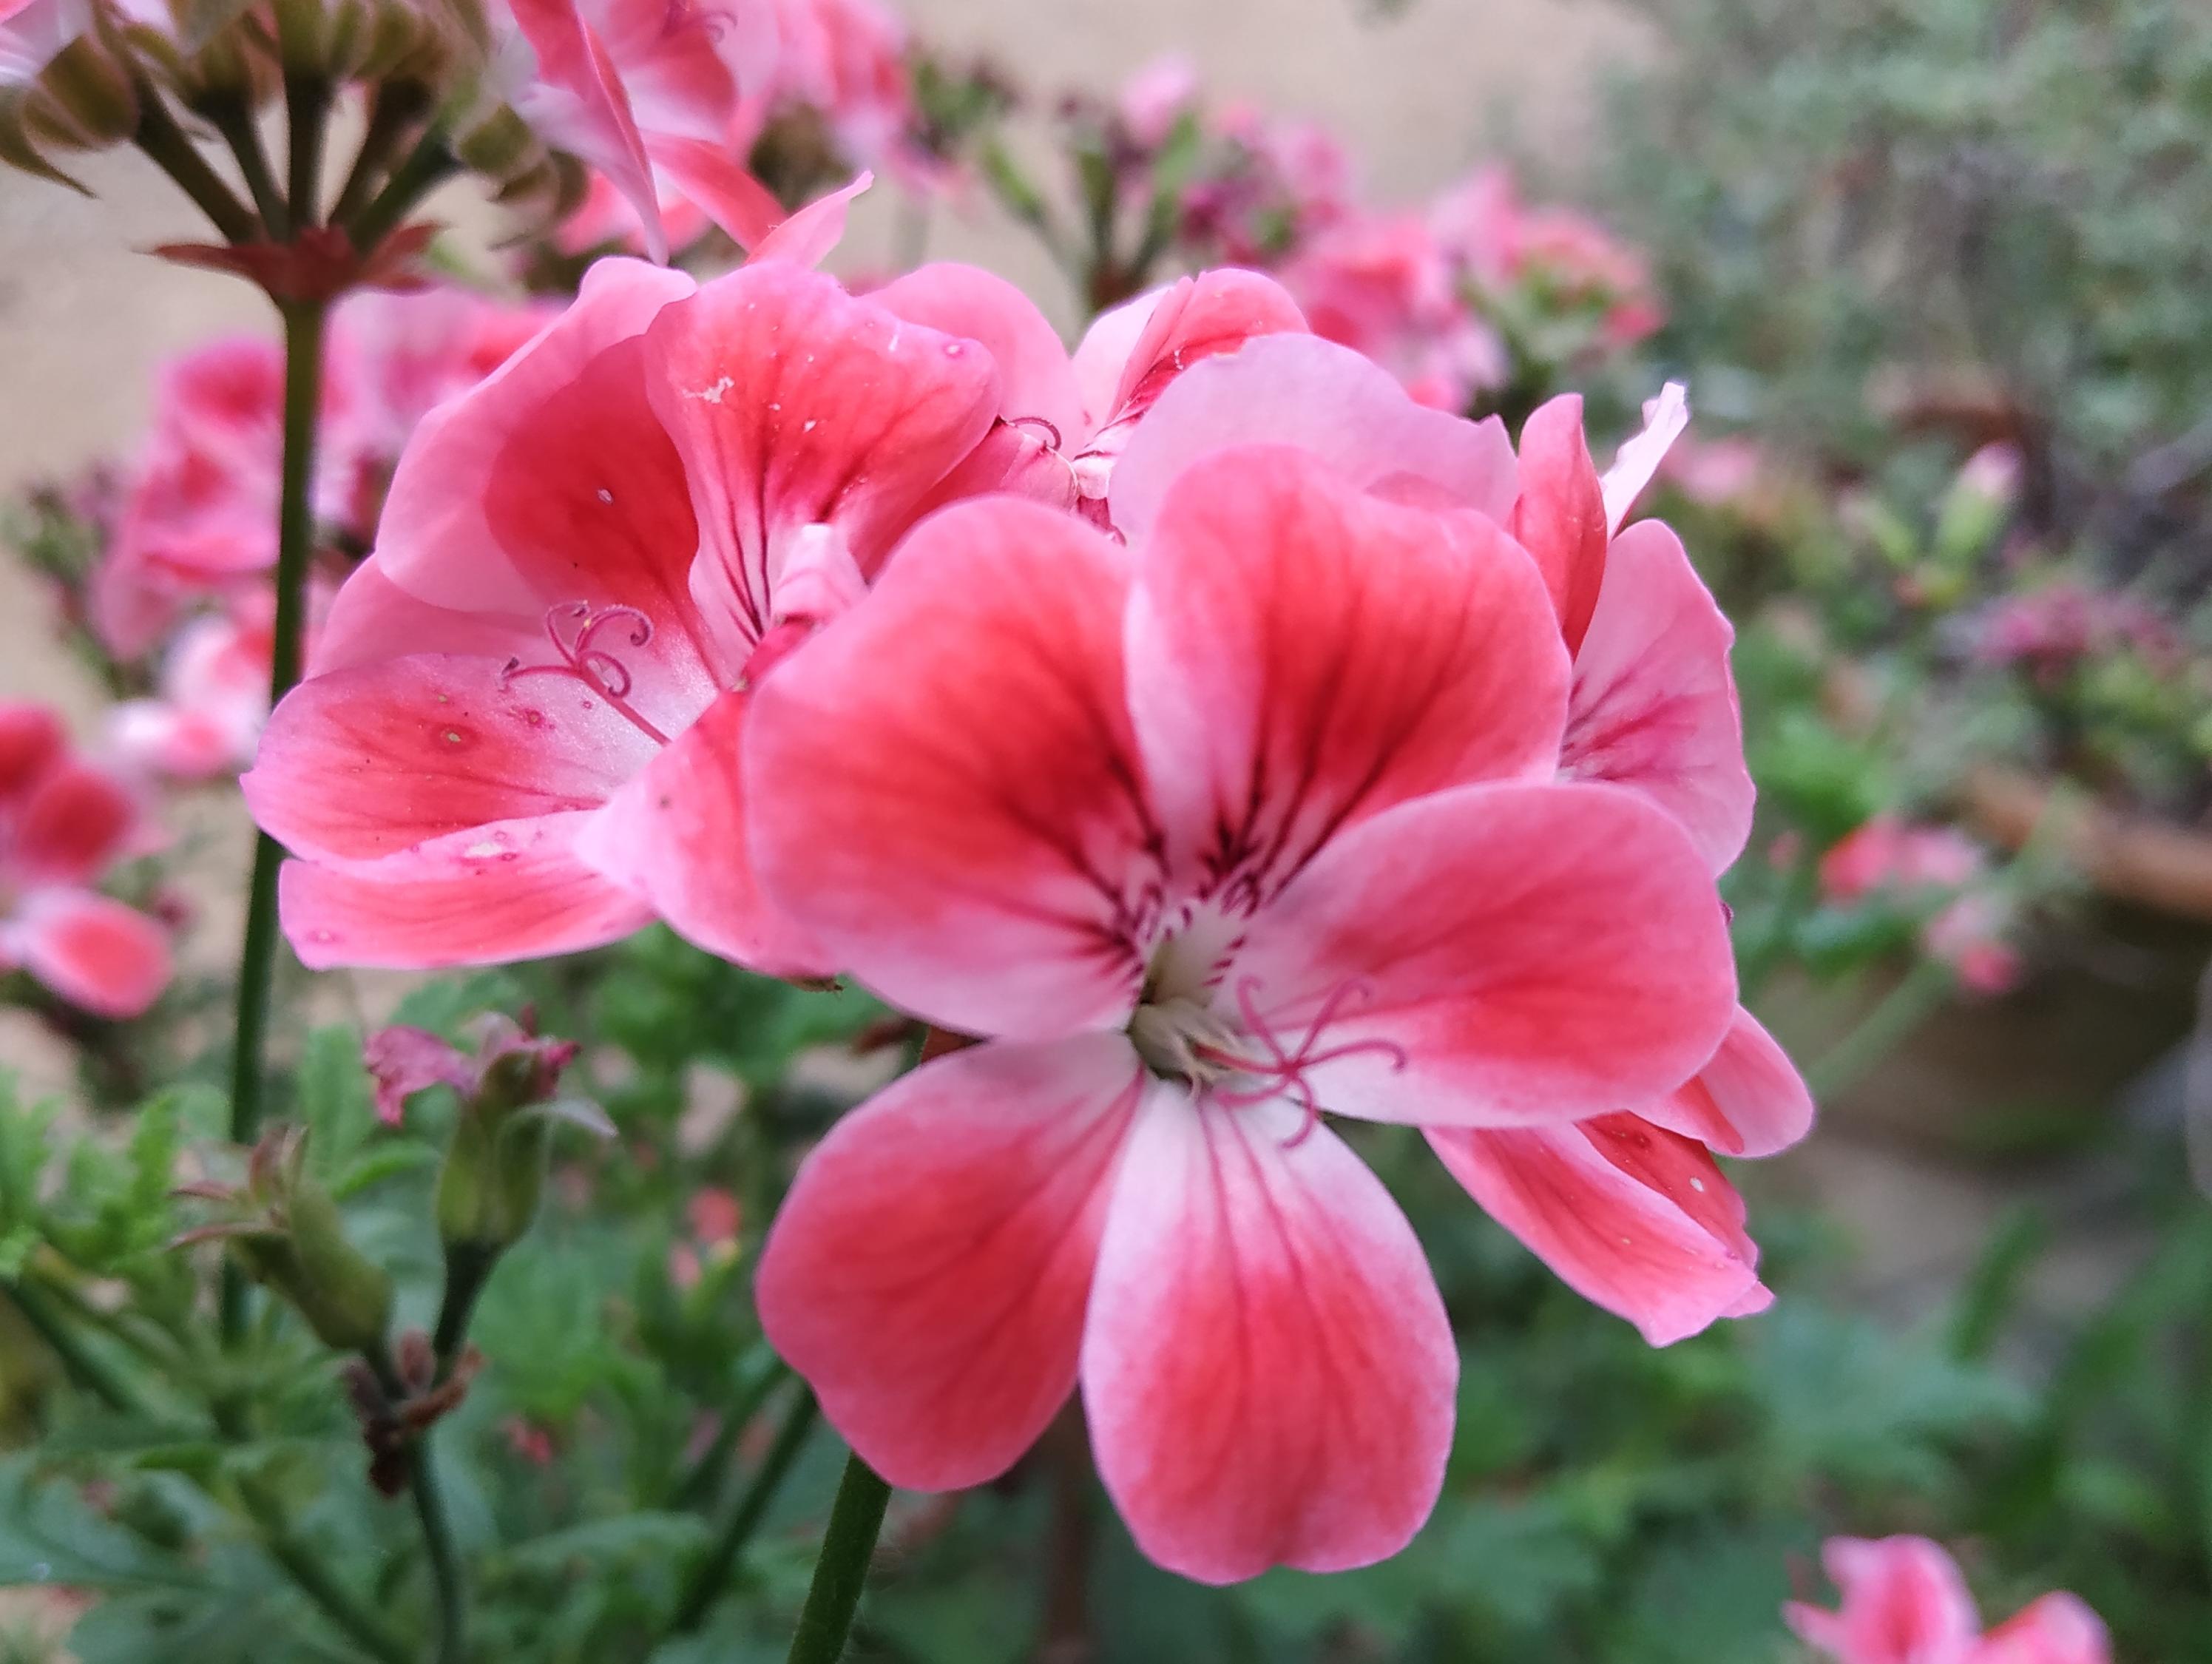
left=784, top=1447, right=891, bottom=1664
left=328, top=83, right=431, bottom=226
left=410, top=1447, right=467, bottom=1664
left=203, top=96, right=289, bottom=238
left=285, top=74, right=331, bottom=228
left=130, top=86, right=260, bottom=243
left=1805, top=956, right=1958, bottom=1102
left=670, top=1386, right=821, bottom=1634
left=223, top=297, right=328, bottom=1343
left=343, top=129, right=458, bottom=256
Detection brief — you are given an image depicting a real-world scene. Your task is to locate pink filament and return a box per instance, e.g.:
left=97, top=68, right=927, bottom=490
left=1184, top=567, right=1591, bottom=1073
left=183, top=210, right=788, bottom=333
left=1197, top=975, right=1408, bottom=1146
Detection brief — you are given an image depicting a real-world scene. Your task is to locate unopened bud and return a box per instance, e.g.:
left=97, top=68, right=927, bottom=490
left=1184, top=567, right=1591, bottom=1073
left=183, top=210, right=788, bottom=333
left=453, top=102, right=539, bottom=184
left=33, top=37, right=138, bottom=147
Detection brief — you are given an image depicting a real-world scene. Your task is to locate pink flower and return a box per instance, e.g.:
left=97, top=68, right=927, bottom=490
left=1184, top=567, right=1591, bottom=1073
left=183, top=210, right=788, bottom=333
left=1924, top=895, right=2022, bottom=996
left=1786, top=1537, right=2108, bottom=1664
left=746, top=444, right=1739, bottom=1581
left=243, top=252, right=1009, bottom=973
left=1116, top=53, right=1200, bottom=150
left=1820, top=817, right=1985, bottom=904
left=686, top=1186, right=741, bottom=1245
left=765, top=0, right=918, bottom=177
left=0, top=703, right=170, bottom=1018
left=1104, top=342, right=1809, bottom=1334
left=108, top=600, right=280, bottom=780
left=363, top=1011, right=581, bottom=1126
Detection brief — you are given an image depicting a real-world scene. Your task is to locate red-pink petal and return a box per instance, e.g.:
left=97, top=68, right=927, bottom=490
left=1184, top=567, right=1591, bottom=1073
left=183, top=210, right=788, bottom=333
left=1110, top=333, right=1517, bottom=547
left=757, top=1034, right=1143, bottom=1490
left=642, top=133, right=785, bottom=251
left=1231, top=782, right=1737, bottom=1126
left=871, top=261, right=1088, bottom=442
left=572, top=689, right=831, bottom=978
left=1126, top=445, right=1566, bottom=894
left=1641, top=1007, right=1813, bottom=1158
left=1562, top=517, right=1753, bottom=873
left=748, top=171, right=872, bottom=267
left=1509, top=393, right=1609, bottom=654
left=509, top=0, right=669, bottom=260
left=0, top=703, right=64, bottom=802
left=1091, top=268, right=1308, bottom=437
left=1427, top=1113, right=1765, bottom=1345
left=244, top=654, right=657, bottom=864
left=745, top=498, right=1159, bottom=1039
left=641, top=261, right=1001, bottom=649
left=1082, top=1090, right=1456, bottom=1583
left=1787, top=1537, right=1983, bottom=1664
left=1977, top=1594, right=2110, bottom=1664
left=309, top=555, right=547, bottom=679
left=278, top=813, right=652, bottom=969
left=9, top=890, right=170, bottom=1018
left=10, top=760, right=137, bottom=887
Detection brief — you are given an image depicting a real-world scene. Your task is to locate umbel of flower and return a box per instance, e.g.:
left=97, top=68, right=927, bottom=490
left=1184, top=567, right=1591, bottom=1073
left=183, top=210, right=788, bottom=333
left=175, top=1126, right=393, bottom=1353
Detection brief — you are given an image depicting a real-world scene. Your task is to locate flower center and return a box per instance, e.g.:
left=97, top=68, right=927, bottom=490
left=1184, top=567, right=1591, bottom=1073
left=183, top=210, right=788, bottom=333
left=502, top=601, right=672, bottom=745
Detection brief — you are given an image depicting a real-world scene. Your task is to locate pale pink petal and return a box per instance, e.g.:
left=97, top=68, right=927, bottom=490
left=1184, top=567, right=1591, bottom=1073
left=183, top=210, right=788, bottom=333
left=1069, top=288, right=1162, bottom=434
left=1977, top=1594, right=2110, bottom=1664
left=362, top=1026, right=477, bottom=1126
left=309, top=556, right=547, bottom=679
left=1231, top=782, right=1737, bottom=1126
left=1427, top=1114, right=1765, bottom=1345
left=1561, top=517, right=1753, bottom=873
left=10, top=890, right=170, bottom=1018
left=641, top=262, right=1001, bottom=651
left=749, top=172, right=873, bottom=268
left=1600, top=380, right=1689, bottom=532
left=642, top=132, right=785, bottom=250
left=1509, top=393, right=1609, bottom=652
left=1082, top=1090, right=1455, bottom=1584
left=757, top=1034, right=1143, bottom=1489
left=1125, top=446, right=1566, bottom=895
left=243, top=655, right=658, bottom=864
left=1640, top=1007, right=1813, bottom=1158
left=10, top=761, right=138, bottom=887
left=278, top=813, right=652, bottom=969
left=1787, top=1537, right=1983, bottom=1664
left=572, top=689, right=831, bottom=977
left=1109, top=333, right=1517, bottom=547
left=745, top=498, right=1159, bottom=1039
left=871, top=262, right=1088, bottom=442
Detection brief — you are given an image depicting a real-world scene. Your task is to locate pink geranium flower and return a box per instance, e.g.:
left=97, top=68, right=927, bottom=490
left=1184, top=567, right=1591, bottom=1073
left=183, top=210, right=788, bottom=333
left=0, top=703, right=170, bottom=1018
left=242, top=251, right=1009, bottom=973
left=1787, top=1537, right=2108, bottom=1664
left=109, top=598, right=281, bottom=779
left=746, top=445, right=1739, bottom=1581
left=1100, top=334, right=1810, bottom=1339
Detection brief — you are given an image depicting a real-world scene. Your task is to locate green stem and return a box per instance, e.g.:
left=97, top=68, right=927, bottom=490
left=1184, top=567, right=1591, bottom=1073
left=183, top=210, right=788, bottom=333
left=343, top=129, right=458, bottom=255
left=131, top=87, right=260, bottom=243
left=328, top=83, right=430, bottom=226
left=223, top=298, right=328, bottom=1342
left=784, top=1447, right=891, bottom=1664
left=285, top=74, right=332, bottom=228
left=203, top=97, right=288, bottom=238
left=1805, top=956, right=1958, bottom=1101
left=670, top=1387, right=820, bottom=1635
left=410, top=1448, right=467, bottom=1664
left=669, top=1353, right=789, bottom=1510
left=430, top=1240, right=498, bottom=1384
left=4, top=1279, right=146, bottom=1416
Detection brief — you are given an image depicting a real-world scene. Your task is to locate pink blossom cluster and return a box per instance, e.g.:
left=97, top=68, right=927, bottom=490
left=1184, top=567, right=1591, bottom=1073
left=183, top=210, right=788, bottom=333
left=1788, top=1536, right=2108, bottom=1664
left=92, top=288, right=558, bottom=779
left=0, top=703, right=169, bottom=1018
left=1974, top=581, right=2182, bottom=689
left=1820, top=817, right=2021, bottom=995
left=240, top=214, right=1810, bottom=1581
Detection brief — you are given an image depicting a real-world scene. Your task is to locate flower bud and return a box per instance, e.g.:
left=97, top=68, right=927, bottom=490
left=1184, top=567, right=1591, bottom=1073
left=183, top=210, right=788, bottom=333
left=33, top=35, right=138, bottom=147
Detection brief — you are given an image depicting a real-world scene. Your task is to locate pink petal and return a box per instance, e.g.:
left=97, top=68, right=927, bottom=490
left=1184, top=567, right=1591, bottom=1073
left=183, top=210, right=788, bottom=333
left=278, top=813, right=652, bottom=969
left=1125, top=446, right=1566, bottom=896
left=1561, top=517, right=1753, bottom=873
left=10, top=890, right=170, bottom=1018
left=643, top=132, right=785, bottom=251
left=309, top=555, right=547, bottom=679
left=1069, top=287, right=1163, bottom=434
left=640, top=261, right=1001, bottom=651
left=10, top=760, right=138, bottom=887
left=871, top=262, right=1088, bottom=442
left=1082, top=1090, right=1456, bottom=1583
left=1977, top=1594, right=2111, bottom=1664
left=745, top=498, right=1158, bottom=1039
left=572, top=689, right=831, bottom=978
left=757, top=1034, right=1143, bottom=1489
left=362, top=1026, right=477, bottom=1126
left=1787, top=1537, right=1983, bottom=1664
left=1089, top=268, right=1308, bottom=439
left=1109, top=332, right=1517, bottom=547
left=509, top=0, right=669, bottom=260
left=373, top=258, right=703, bottom=624
left=1231, top=781, right=1737, bottom=1126
left=1600, top=380, right=1689, bottom=533
left=243, top=654, right=658, bottom=864
left=1509, top=393, right=1609, bottom=653
left=748, top=171, right=873, bottom=268
left=0, top=703, right=65, bottom=801
left=1641, top=1007, right=1813, bottom=1159
left=1427, top=1114, right=1765, bottom=1345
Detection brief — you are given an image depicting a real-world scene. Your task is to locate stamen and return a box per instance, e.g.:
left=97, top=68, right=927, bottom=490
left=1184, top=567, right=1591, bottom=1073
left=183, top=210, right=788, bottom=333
left=502, top=601, right=672, bottom=745
left=1192, top=975, right=1408, bottom=1147
left=1004, top=415, right=1065, bottom=451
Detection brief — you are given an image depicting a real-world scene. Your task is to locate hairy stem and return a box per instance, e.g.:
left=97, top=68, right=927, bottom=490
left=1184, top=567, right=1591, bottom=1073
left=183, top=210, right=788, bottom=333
left=785, top=1447, right=891, bottom=1664
left=670, top=1387, right=820, bottom=1635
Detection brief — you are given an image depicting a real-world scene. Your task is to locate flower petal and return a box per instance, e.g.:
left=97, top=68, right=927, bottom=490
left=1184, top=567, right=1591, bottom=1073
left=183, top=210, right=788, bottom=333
left=757, top=1034, right=1143, bottom=1490
left=1562, top=517, right=1752, bottom=873
left=1109, top=332, right=1516, bottom=547
left=572, top=689, right=830, bottom=977
left=641, top=261, right=1001, bottom=650
left=1786, top=1537, right=1984, bottom=1664
left=1601, top=380, right=1688, bottom=532
left=1427, top=1114, right=1765, bottom=1346
left=1640, top=1007, right=1813, bottom=1159
left=1978, top=1594, right=2111, bottom=1664
left=749, top=172, right=873, bottom=268
left=642, top=132, right=785, bottom=251
left=1086, top=269, right=1308, bottom=442
left=10, top=890, right=170, bottom=1018
left=1509, top=393, right=1608, bottom=653
left=244, top=654, right=657, bottom=864
left=508, top=0, right=670, bottom=260
left=1231, top=781, right=1737, bottom=1126
left=746, top=498, right=1160, bottom=1039
left=278, top=813, right=652, bottom=969
left=0, top=703, right=65, bottom=802
left=9, top=760, right=138, bottom=887
left=871, top=261, right=1088, bottom=442
left=1125, top=445, right=1566, bottom=896
left=1082, top=1091, right=1456, bottom=1583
